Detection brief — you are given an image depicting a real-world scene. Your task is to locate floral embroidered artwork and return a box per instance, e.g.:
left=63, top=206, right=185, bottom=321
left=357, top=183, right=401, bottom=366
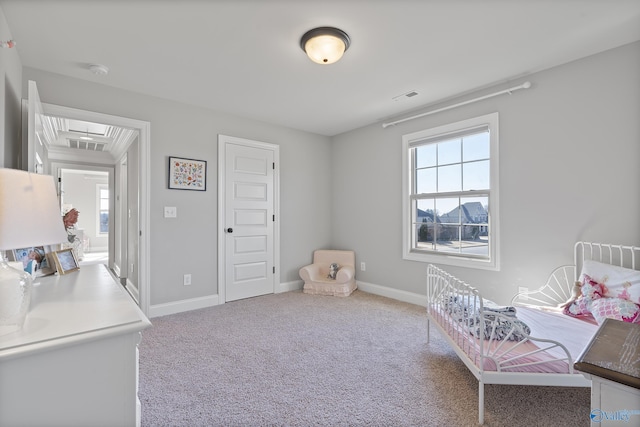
left=168, top=157, right=207, bottom=191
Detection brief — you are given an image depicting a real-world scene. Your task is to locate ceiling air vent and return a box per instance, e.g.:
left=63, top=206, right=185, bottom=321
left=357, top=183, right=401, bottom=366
left=68, top=139, right=107, bottom=152
left=392, top=90, right=419, bottom=102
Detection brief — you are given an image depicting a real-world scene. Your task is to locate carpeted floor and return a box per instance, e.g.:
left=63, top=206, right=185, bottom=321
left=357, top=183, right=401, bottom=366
left=138, top=290, right=590, bottom=426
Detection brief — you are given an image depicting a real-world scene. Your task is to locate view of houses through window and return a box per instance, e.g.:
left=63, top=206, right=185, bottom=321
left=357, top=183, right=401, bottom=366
left=415, top=196, right=489, bottom=257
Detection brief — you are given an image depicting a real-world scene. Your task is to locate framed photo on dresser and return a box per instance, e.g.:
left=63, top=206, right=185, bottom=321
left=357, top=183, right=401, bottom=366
left=52, top=248, right=80, bottom=275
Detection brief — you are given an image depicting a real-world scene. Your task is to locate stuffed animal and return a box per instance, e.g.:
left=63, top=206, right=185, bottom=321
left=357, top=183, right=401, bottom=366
left=327, top=263, right=340, bottom=280
left=560, top=281, right=583, bottom=308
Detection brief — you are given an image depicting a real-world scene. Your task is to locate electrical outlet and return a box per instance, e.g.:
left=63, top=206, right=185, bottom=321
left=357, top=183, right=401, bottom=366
left=164, top=206, right=177, bottom=218
left=518, top=286, right=528, bottom=300
left=360, top=262, right=366, bottom=271
left=183, top=274, right=192, bottom=286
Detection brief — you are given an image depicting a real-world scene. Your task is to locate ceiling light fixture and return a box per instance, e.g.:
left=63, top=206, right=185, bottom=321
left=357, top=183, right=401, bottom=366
left=88, top=64, right=109, bottom=76
left=300, top=27, right=350, bottom=65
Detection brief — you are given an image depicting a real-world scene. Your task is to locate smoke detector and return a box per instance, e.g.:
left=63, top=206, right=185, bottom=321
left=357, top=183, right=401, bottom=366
left=88, top=64, right=109, bottom=76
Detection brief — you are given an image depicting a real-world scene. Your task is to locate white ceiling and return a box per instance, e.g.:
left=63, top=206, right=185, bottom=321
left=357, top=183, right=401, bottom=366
left=2, top=1, right=639, bottom=137
left=43, top=116, right=138, bottom=157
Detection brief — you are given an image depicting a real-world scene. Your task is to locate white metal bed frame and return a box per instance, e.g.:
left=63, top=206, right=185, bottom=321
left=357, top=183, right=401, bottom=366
left=426, top=241, right=640, bottom=425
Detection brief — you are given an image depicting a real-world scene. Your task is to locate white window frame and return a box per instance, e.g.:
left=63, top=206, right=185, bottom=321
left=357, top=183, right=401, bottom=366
left=96, top=183, right=109, bottom=235
left=401, top=112, right=500, bottom=270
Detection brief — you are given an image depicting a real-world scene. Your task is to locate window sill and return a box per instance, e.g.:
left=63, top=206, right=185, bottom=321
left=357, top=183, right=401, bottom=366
left=403, top=250, right=499, bottom=271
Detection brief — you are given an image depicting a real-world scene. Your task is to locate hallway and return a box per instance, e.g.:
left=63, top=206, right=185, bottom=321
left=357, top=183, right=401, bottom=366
left=79, top=251, right=108, bottom=266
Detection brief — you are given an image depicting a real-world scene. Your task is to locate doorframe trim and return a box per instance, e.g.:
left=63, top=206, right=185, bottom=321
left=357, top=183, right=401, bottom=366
left=217, top=134, right=280, bottom=304
left=42, top=102, right=151, bottom=316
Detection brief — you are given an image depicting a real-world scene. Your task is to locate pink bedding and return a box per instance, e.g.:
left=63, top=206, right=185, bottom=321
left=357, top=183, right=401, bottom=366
left=430, top=305, right=598, bottom=374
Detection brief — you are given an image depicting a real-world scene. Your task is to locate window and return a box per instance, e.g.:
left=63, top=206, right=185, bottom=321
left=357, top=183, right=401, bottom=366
left=97, top=184, right=109, bottom=234
left=402, top=113, right=499, bottom=270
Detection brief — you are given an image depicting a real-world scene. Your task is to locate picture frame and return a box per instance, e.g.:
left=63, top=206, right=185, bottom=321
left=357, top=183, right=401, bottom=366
left=52, top=248, right=80, bottom=275
left=11, top=246, right=56, bottom=276
left=37, top=246, right=57, bottom=276
left=168, top=156, right=207, bottom=191
left=12, top=247, right=32, bottom=263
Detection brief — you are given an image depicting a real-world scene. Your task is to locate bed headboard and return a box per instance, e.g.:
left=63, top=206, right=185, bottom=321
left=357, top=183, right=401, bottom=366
left=574, top=242, right=640, bottom=281
left=511, top=241, right=640, bottom=307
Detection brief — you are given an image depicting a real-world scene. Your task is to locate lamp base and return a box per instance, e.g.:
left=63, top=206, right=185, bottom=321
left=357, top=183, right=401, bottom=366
left=0, top=258, right=33, bottom=336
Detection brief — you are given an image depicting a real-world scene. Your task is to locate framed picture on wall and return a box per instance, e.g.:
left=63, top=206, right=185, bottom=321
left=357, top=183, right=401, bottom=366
left=52, top=248, right=80, bottom=275
left=168, top=156, right=207, bottom=191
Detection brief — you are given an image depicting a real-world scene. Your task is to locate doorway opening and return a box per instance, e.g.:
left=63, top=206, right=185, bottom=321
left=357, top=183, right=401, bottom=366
left=28, top=93, right=151, bottom=315
left=59, top=168, right=110, bottom=266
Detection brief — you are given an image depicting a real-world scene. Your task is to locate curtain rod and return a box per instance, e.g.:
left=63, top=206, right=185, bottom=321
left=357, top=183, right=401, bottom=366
left=382, top=81, right=531, bottom=129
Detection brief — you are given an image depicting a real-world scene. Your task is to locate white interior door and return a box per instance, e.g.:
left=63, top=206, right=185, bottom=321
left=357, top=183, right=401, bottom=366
left=115, top=155, right=128, bottom=280
left=218, top=135, right=279, bottom=302
left=26, top=80, right=47, bottom=173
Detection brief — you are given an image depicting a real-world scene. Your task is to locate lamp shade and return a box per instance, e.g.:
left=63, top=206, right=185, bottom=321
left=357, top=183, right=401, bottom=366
left=0, top=168, right=68, bottom=250
left=300, top=27, right=350, bottom=65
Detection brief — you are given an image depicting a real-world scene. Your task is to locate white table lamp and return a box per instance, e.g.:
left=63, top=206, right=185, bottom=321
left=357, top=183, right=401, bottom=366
left=0, top=168, right=68, bottom=335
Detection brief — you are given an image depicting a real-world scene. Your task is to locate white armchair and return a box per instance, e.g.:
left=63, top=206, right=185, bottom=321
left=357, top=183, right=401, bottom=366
left=299, top=249, right=356, bottom=296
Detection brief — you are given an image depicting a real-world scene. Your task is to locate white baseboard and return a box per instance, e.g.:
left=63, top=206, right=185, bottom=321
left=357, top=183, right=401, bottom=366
left=148, top=281, right=302, bottom=319
left=147, top=281, right=424, bottom=318
left=278, top=279, right=303, bottom=293
left=149, top=294, right=220, bottom=318
left=356, top=280, right=427, bottom=307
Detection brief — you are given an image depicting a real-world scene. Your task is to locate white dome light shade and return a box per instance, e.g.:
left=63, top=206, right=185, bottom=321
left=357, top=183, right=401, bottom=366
left=88, top=64, right=109, bottom=76
left=300, top=27, right=350, bottom=65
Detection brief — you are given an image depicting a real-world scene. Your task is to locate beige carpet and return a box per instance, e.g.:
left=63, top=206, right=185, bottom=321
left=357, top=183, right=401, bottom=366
left=139, top=290, right=590, bottom=426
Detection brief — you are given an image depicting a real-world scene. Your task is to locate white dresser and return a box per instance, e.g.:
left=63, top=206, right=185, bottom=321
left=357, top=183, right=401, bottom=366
left=0, top=264, right=151, bottom=427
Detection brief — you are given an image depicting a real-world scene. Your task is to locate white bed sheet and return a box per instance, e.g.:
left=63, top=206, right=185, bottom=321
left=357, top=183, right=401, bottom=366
left=515, top=306, right=598, bottom=362
left=430, top=305, right=599, bottom=374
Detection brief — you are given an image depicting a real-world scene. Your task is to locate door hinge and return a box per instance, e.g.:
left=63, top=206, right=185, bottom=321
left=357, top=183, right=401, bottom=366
left=273, top=214, right=275, bottom=222
left=272, top=162, right=275, bottom=170
left=273, top=266, right=275, bottom=274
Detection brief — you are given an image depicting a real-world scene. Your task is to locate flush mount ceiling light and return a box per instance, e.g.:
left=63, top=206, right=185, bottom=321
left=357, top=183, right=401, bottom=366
left=88, top=64, right=109, bottom=76
left=300, top=27, right=350, bottom=65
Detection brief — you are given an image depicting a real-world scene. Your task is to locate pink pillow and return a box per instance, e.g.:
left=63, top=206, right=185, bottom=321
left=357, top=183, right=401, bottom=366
left=563, top=274, right=640, bottom=324
left=580, top=260, right=640, bottom=304
left=589, top=298, right=640, bottom=324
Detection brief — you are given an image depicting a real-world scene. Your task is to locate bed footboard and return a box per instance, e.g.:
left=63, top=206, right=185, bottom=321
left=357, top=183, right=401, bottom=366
left=426, top=263, right=586, bottom=425
left=427, top=264, right=577, bottom=371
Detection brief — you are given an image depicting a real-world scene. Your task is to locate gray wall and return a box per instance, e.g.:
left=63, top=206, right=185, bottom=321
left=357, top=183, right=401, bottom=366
left=21, top=68, right=332, bottom=307
left=0, top=6, right=22, bottom=169
left=331, top=41, right=640, bottom=304
left=3, top=0, right=637, bottom=310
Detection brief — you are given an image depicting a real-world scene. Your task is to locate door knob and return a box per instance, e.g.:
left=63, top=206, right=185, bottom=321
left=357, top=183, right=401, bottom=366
left=226, top=228, right=233, bottom=233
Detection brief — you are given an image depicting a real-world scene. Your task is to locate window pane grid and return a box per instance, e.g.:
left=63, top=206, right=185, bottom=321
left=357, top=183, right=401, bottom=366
left=403, top=113, right=498, bottom=269
left=410, top=130, right=490, bottom=259
left=413, top=131, right=489, bottom=196
left=98, top=185, right=109, bottom=234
